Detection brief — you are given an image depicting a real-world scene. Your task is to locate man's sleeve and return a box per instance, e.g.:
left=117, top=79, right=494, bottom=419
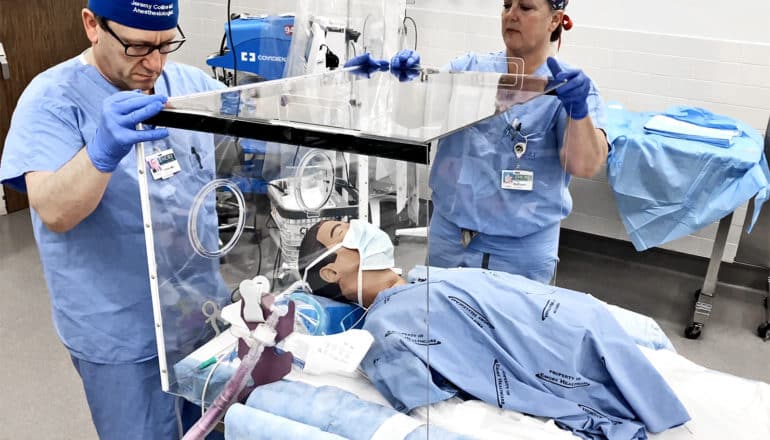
left=0, top=96, right=84, bottom=192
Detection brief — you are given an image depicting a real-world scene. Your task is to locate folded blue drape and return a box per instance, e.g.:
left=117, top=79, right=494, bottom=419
left=606, top=105, right=770, bottom=251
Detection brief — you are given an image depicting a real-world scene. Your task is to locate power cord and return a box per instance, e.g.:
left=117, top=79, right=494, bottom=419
left=403, top=16, right=418, bottom=50
left=348, top=39, right=357, bottom=57
left=200, top=351, right=231, bottom=417
left=319, top=44, right=340, bottom=70
left=227, top=0, right=238, bottom=86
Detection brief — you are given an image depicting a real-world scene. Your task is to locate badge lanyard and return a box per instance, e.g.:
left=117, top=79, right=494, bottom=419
left=511, top=118, right=529, bottom=168
left=502, top=118, right=534, bottom=192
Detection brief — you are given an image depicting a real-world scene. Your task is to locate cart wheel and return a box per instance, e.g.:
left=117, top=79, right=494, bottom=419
left=394, top=236, right=400, bottom=246
left=693, top=289, right=702, bottom=300
left=758, top=322, right=770, bottom=341
left=684, top=323, right=702, bottom=340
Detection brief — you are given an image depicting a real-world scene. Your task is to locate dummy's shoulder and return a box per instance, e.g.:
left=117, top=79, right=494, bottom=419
left=163, top=62, right=225, bottom=94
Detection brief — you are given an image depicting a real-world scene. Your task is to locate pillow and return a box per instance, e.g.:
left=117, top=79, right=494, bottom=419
left=280, top=291, right=365, bottom=336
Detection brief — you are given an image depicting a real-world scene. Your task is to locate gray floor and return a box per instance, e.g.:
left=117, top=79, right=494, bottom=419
left=0, top=210, right=96, bottom=440
left=1, top=209, right=769, bottom=439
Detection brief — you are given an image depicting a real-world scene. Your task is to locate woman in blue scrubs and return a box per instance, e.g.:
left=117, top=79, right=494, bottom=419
left=396, top=0, right=609, bottom=283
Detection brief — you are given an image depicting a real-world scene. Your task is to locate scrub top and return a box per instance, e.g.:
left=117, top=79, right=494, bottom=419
left=361, top=268, right=689, bottom=440
left=0, top=54, right=229, bottom=363
left=430, top=51, right=607, bottom=238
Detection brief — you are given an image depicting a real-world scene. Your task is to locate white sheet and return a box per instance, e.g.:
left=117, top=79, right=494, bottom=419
left=642, top=346, right=770, bottom=440
left=285, top=346, right=770, bottom=440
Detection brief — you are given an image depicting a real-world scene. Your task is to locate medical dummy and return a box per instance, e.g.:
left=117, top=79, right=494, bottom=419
left=0, top=0, right=228, bottom=438
left=298, top=220, right=690, bottom=440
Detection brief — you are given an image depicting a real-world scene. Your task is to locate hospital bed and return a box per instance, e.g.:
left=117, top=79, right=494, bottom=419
left=175, top=290, right=770, bottom=440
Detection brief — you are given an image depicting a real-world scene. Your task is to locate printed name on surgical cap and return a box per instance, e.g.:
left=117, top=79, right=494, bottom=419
left=88, top=0, right=179, bottom=31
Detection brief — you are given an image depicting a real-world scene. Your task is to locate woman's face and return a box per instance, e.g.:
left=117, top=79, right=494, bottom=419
left=500, top=0, right=561, bottom=59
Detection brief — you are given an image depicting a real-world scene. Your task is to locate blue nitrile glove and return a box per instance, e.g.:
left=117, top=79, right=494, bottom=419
left=391, top=68, right=421, bottom=83
left=86, top=90, right=170, bottom=173
left=547, top=57, right=590, bottom=120
left=390, top=49, right=420, bottom=70
left=343, top=52, right=389, bottom=78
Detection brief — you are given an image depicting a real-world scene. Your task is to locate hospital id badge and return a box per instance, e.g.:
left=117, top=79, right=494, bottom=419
left=501, top=170, right=534, bottom=191
left=146, top=149, right=181, bottom=180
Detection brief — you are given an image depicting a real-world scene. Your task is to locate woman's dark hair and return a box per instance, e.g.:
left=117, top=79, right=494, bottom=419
left=297, top=221, right=345, bottom=301
left=549, top=3, right=564, bottom=43
left=550, top=24, right=563, bottom=43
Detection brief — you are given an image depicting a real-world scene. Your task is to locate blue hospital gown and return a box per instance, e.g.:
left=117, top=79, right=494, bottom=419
left=360, top=268, right=689, bottom=440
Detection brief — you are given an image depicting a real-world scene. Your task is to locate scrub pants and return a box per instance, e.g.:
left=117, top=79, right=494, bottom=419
left=427, top=211, right=559, bottom=284
left=71, top=356, right=225, bottom=440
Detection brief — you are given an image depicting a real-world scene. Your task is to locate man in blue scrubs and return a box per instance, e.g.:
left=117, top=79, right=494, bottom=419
left=391, top=0, right=609, bottom=283
left=298, top=220, right=690, bottom=440
left=0, top=1, right=227, bottom=438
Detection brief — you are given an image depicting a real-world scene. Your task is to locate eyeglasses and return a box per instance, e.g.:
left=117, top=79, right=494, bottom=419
left=98, top=17, right=186, bottom=57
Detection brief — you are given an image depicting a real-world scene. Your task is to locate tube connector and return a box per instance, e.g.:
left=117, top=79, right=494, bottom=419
left=252, top=324, right=277, bottom=347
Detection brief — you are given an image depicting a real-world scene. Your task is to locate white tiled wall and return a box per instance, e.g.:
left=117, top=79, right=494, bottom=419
left=173, top=1, right=770, bottom=262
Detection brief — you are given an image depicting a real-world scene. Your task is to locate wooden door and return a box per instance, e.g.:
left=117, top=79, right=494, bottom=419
left=0, top=0, right=89, bottom=213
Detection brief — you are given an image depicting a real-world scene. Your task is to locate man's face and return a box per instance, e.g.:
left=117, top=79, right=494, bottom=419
left=89, top=17, right=177, bottom=91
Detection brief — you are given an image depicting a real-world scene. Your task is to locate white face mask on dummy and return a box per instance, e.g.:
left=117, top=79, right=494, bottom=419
left=341, top=220, right=395, bottom=271
left=302, top=220, right=395, bottom=309
left=341, top=219, right=395, bottom=308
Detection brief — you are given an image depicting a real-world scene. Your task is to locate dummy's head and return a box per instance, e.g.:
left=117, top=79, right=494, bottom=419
left=298, top=221, right=349, bottom=302
left=297, top=220, right=399, bottom=308
left=82, top=0, right=184, bottom=91
left=500, top=0, right=571, bottom=59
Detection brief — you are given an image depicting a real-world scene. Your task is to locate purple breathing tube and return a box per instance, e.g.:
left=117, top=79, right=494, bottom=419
left=182, top=296, right=295, bottom=440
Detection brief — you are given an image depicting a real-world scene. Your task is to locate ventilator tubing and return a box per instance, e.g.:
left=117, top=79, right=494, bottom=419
left=182, top=304, right=286, bottom=440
